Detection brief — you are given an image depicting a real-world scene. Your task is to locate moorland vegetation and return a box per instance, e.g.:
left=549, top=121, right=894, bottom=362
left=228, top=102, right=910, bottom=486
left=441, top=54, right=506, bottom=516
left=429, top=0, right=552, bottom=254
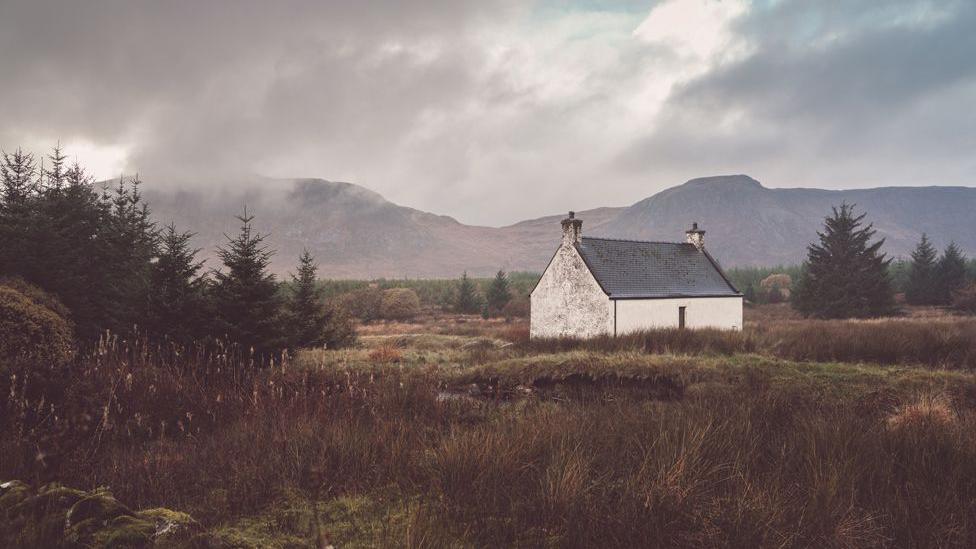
left=3, top=147, right=976, bottom=547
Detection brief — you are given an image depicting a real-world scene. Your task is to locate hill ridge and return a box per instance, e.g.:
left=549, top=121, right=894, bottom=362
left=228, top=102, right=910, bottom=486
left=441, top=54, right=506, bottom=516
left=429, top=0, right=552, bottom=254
left=142, top=175, right=976, bottom=277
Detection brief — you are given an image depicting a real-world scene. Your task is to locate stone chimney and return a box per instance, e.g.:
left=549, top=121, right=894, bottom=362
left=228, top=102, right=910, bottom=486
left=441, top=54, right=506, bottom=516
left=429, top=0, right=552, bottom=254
left=685, top=222, right=705, bottom=250
left=561, top=211, right=583, bottom=246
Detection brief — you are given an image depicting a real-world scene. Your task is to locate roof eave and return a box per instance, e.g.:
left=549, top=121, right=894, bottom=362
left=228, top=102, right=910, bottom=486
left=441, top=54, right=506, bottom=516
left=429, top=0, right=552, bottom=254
left=609, top=293, right=744, bottom=300
left=700, top=248, right=741, bottom=294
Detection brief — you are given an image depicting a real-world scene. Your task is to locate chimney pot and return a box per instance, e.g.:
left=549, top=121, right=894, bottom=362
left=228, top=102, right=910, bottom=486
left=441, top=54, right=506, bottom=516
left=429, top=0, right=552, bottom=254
left=685, top=221, right=706, bottom=250
left=561, top=211, right=583, bottom=246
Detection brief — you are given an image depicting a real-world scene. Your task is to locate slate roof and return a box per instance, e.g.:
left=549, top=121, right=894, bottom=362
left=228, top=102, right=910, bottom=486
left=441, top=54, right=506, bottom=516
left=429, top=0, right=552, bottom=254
left=575, top=237, right=741, bottom=299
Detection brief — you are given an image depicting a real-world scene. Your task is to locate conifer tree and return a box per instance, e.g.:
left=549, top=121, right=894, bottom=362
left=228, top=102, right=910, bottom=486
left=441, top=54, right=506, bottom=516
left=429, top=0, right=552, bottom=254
left=486, top=269, right=512, bottom=315
left=0, top=148, right=37, bottom=204
left=936, top=242, right=968, bottom=305
left=1, top=147, right=160, bottom=341
left=39, top=162, right=116, bottom=339
left=42, top=143, right=68, bottom=191
left=284, top=249, right=355, bottom=350
left=792, top=204, right=895, bottom=319
left=145, top=224, right=209, bottom=343
left=905, top=234, right=939, bottom=305
left=0, top=149, right=37, bottom=275
left=100, top=176, right=158, bottom=330
left=454, top=271, right=480, bottom=314
left=211, top=208, right=284, bottom=360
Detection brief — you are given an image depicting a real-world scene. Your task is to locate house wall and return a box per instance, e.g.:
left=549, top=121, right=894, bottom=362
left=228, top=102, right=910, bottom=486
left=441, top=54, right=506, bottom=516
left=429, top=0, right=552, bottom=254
left=614, top=296, right=743, bottom=333
left=530, top=245, right=612, bottom=338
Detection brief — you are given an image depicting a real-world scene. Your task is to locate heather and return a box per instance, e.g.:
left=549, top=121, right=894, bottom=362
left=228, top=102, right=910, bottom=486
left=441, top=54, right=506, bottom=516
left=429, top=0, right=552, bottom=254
left=5, top=312, right=976, bottom=547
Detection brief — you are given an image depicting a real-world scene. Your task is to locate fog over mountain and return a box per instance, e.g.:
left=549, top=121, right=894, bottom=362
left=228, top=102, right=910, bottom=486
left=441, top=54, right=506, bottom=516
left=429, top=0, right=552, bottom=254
left=144, top=175, right=976, bottom=278
left=4, top=1, right=976, bottom=225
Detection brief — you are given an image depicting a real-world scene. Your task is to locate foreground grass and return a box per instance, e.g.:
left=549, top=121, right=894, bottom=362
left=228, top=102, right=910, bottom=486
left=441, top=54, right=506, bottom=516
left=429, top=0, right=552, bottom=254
left=5, top=319, right=976, bottom=547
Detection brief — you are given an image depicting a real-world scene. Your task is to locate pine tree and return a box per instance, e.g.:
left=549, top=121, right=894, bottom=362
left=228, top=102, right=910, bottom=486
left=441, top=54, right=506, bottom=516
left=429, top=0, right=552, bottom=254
left=905, top=234, right=939, bottom=305
left=0, top=148, right=37, bottom=204
left=211, top=208, right=284, bottom=360
left=454, top=271, right=480, bottom=314
left=100, top=176, right=158, bottom=331
left=792, top=204, right=896, bottom=319
left=0, top=149, right=38, bottom=275
left=1, top=147, right=160, bottom=341
left=936, top=242, right=968, bottom=305
left=38, top=161, right=115, bottom=340
left=485, top=269, right=511, bottom=315
left=145, top=224, right=209, bottom=343
left=42, top=143, right=68, bottom=191
left=284, top=250, right=355, bottom=350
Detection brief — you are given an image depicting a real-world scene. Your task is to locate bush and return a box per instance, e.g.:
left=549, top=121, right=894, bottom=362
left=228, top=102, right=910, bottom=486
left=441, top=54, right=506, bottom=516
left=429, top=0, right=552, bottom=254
left=320, top=301, right=358, bottom=348
left=338, top=286, right=383, bottom=322
left=380, top=288, right=421, bottom=320
left=0, top=282, right=75, bottom=367
left=760, top=273, right=792, bottom=303
left=0, top=276, right=72, bottom=320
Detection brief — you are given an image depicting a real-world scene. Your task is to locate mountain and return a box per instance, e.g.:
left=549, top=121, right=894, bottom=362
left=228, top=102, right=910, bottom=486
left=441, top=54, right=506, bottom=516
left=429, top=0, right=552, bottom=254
left=593, top=175, right=976, bottom=267
left=142, top=175, right=976, bottom=277
left=143, top=178, right=622, bottom=277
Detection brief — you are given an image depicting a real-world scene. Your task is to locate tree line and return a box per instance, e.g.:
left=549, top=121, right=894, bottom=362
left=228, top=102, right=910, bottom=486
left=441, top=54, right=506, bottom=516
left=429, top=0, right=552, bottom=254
left=790, top=204, right=974, bottom=318
left=0, top=146, right=351, bottom=360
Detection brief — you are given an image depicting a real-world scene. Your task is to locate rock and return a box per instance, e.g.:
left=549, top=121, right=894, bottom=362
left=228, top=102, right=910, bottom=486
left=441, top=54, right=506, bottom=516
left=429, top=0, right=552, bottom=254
left=91, top=514, right=156, bottom=548
left=1, top=480, right=218, bottom=548
left=0, top=480, right=30, bottom=513
left=67, top=488, right=134, bottom=527
left=27, top=483, right=88, bottom=514
left=137, top=507, right=210, bottom=546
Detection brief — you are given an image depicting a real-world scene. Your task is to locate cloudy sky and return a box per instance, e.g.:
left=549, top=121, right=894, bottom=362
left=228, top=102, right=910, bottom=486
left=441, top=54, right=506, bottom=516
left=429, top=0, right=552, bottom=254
left=1, top=0, right=974, bottom=225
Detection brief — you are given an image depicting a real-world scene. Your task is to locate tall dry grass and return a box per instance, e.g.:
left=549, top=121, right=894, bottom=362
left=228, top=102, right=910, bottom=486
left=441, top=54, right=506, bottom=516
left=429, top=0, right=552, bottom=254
left=524, top=317, right=976, bottom=369
left=4, top=333, right=976, bottom=547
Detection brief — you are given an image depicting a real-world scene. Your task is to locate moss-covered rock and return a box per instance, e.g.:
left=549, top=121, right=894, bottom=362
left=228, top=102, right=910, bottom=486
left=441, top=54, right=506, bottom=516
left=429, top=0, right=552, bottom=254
left=65, top=488, right=136, bottom=545
left=0, top=480, right=31, bottom=512
left=20, top=483, right=88, bottom=515
left=213, top=492, right=419, bottom=549
left=137, top=507, right=210, bottom=547
left=91, top=514, right=157, bottom=548
left=0, top=480, right=219, bottom=548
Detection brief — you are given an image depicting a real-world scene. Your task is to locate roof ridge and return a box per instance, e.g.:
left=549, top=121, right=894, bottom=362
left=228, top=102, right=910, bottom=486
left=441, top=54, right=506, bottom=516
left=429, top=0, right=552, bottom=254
left=581, top=236, right=690, bottom=245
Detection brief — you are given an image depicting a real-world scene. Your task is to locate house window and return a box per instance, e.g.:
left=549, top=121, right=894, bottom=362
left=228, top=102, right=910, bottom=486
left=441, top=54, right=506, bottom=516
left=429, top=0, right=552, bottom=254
left=678, top=306, right=686, bottom=329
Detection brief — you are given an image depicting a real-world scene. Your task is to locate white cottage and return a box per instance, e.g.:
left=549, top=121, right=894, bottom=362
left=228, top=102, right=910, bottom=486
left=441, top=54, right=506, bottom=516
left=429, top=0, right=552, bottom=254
left=530, top=212, right=743, bottom=338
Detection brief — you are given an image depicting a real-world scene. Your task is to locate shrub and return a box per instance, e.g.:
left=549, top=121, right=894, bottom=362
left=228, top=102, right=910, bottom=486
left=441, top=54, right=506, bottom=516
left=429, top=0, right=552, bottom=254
left=0, top=276, right=72, bottom=320
left=760, top=273, right=792, bottom=302
left=380, top=288, right=421, bottom=320
left=0, top=282, right=74, bottom=367
left=338, top=287, right=383, bottom=322
left=320, top=301, right=358, bottom=348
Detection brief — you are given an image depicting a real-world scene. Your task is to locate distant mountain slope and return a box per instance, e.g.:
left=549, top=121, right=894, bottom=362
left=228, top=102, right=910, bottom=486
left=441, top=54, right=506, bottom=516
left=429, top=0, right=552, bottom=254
left=143, top=175, right=976, bottom=277
left=143, top=178, right=620, bottom=277
left=594, top=175, right=976, bottom=267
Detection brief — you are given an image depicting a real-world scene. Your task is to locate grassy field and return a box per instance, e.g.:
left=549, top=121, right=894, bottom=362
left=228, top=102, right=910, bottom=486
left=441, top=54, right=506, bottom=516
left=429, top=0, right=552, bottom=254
left=4, top=306, right=976, bottom=547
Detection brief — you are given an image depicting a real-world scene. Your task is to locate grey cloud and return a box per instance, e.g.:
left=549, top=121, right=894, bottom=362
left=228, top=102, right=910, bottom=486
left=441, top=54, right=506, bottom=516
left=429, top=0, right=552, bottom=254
left=1, top=0, right=974, bottom=226
left=617, top=1, right=976, bottom=188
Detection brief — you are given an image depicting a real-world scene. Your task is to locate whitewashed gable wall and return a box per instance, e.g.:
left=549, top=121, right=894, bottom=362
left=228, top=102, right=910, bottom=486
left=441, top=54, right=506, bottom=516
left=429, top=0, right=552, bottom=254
left=530, top=245, right=612, bottom=338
